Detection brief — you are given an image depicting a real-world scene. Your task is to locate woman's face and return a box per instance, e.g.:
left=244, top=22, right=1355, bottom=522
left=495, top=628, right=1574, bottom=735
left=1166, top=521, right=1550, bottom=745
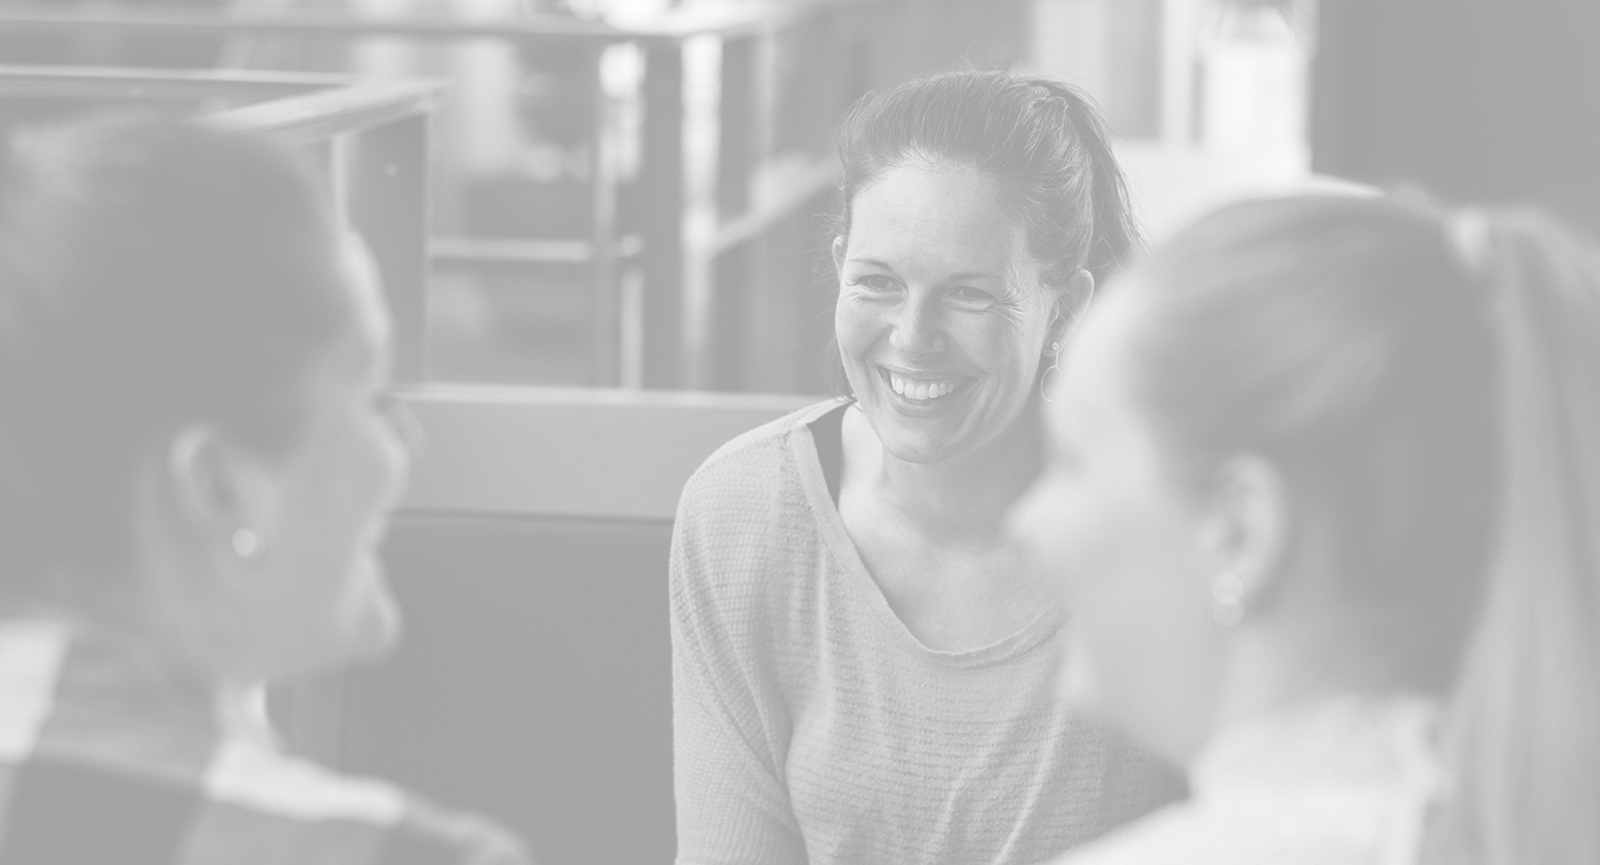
left=231, top=242, right=415, bottom=682
left=834, top=163, right=1058, bottom=465
left=1009, top=283, right=1227, bottom=762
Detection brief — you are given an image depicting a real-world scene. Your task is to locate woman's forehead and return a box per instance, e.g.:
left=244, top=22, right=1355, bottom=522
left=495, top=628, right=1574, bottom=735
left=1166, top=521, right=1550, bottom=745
left=848, top=164, right=1024, bottom=272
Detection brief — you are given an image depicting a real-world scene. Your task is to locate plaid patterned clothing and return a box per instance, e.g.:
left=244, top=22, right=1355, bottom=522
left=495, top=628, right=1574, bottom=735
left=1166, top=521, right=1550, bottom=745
left=0, top=616, right=530, bottom=865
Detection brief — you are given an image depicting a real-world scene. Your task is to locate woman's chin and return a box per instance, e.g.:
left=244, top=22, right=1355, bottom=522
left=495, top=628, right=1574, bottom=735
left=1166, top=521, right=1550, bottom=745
left=340, top=562, right=403, bottom=666
left=867, top=411, right=973, bottom=465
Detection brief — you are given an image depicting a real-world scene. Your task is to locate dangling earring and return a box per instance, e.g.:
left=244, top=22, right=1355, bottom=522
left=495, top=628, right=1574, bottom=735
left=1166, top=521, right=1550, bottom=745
left=1211, top=571, right=1246, bottom=628
left=232, top=528, right=266, bottom=561
left=1040, top=342, right=1062, bottom=402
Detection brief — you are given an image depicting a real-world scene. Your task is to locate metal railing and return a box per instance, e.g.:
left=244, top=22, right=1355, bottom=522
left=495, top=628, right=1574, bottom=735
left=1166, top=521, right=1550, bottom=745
left=0, top=1, right=894, bottom=391
left=0, top=65, right=442, bottom=384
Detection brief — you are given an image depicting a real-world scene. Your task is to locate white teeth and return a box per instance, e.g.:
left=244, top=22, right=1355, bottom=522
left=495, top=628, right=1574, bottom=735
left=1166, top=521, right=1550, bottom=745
left=887, top=373, right=961, bottom=402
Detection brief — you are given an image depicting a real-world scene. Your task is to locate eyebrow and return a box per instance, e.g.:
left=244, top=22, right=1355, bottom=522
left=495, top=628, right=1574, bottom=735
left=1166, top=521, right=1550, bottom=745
left=845, top=257, right=1004, bottom=282
left=845, top=257, right=897, bottom=272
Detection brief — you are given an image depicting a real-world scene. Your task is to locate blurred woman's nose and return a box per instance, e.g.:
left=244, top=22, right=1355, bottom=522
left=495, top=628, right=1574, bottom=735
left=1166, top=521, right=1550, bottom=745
left=887, top=291, right=947, bottom=357
left=387, top=395, right=425, bottom=462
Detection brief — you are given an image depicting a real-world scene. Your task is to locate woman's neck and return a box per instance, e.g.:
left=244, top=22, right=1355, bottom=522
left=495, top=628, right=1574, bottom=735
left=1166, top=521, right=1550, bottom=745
left=29, top=567, right=222, bottom=688
left=845, top=404, right=1044, bottom=541
left=1204, top=609, right=1422, bottom=762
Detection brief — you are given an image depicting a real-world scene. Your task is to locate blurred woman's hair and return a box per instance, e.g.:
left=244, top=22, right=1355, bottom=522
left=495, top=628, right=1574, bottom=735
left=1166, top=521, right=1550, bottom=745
left=833, top=70, right=1137, bottom=294
left=0, top=115, right=357, bottom=590
left=1123, top=193, right=1600, bottom=865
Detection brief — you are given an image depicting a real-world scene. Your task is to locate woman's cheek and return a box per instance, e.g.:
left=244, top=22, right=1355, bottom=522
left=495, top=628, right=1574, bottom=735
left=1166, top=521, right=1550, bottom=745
left=1035, top=488, right=1085, bottom=604
left=835, top=301, right=889, bottom=389
left=377, top=422, right=413, bottom=509
left=835, top=297, right=878, bottom=345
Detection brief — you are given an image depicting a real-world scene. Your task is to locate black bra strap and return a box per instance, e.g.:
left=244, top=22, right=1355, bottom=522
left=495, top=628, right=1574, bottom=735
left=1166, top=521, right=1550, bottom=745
left=807, top=401, right=850, bottom=505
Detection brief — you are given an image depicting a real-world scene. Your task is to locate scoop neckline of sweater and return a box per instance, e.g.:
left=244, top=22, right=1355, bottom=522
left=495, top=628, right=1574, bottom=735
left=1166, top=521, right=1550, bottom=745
left=792, top=399, right=1067, bottom=670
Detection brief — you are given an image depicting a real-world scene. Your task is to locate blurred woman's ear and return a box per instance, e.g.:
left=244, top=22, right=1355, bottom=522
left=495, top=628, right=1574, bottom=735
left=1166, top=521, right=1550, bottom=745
left=1198, top=454, right=1290, bottom=628
left=832, top=235, right=847, bottom=275
left=164, top=424, right=273, bottom=564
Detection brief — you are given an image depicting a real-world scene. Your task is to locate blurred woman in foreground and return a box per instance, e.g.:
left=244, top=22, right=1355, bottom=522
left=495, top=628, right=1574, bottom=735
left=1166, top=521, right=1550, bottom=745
left=1013, top=194, right=1599, bottom=863
left=0, top=116, right=529, bottom=864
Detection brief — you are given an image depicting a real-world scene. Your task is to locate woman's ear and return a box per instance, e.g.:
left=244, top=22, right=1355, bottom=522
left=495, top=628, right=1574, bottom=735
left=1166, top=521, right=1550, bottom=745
left=832, top=236, right=846, bottom=275
left=1052, top=269, right=1097, bottom=347
left=1199, top=453, right=1290, bottom=626
left=165, top=425, right=270, bottom=553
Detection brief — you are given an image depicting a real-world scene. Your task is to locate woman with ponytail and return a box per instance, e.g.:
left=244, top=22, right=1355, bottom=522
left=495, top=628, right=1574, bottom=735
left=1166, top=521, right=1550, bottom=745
left=670, top=71, right=1183, bottom=865
left=1012, top=192, right=1600, bottom=863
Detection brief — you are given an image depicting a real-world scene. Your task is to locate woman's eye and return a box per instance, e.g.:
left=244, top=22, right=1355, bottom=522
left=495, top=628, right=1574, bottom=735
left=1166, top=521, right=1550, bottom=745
left=850, top=274, right=898, bottom=292
left=950, top=286, right=996, bottom=308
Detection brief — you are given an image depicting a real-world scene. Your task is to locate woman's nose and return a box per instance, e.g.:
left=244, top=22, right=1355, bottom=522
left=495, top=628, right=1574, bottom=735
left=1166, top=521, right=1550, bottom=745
left=887, top=294, right=947, bottom=356
left=387, top=395, right=426, bottom=461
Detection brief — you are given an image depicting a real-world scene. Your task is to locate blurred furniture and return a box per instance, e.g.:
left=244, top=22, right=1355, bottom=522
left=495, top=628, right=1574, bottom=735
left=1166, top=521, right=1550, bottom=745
left=361, top=386, right=808, bottom=865
left=1312, top=0, right=1600, bottom=232
left=0, top=0, right=233, bottom=67
left=0, top=1, right=890, bottom=391
left=1028, top=0, right=1319, bottom=245
left=0, top=65, right=439, bottom=383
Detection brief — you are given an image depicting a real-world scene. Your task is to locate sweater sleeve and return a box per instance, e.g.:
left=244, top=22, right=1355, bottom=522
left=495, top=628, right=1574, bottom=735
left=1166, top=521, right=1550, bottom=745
left=670, top=455, right=808, bottom=865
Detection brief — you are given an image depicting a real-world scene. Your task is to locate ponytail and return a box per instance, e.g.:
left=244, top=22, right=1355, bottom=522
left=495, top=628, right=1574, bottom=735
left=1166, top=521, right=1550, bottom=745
left=1426, top=209, right=1600, bottom=865
left=1033, top=78, right=1141, bottom=285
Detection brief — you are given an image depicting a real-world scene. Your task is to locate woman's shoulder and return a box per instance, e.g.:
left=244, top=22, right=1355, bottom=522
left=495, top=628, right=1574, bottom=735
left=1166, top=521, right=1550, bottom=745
left=677, top=397, right=845, bottom=519
left=200, top=738, right=532, bottom=864
left=1054, top=767, right=1408, bottom=865
left=0, top=730, right=529, bottom=864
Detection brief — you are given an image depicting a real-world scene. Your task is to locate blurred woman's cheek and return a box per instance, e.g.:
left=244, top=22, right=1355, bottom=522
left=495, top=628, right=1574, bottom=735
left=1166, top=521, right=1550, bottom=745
left=1010, top=480, right=1068, bottom=593
left=1012, top=476, right=1133, bottom=720
left=1057, top=623, right=1106, bottom=714
left=380, top=422, right=413, bottom=511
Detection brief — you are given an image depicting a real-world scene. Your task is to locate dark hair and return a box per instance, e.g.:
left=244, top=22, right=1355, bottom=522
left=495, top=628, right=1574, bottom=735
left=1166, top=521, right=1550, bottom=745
left=834, top=70, right=1138, bottom=295
left=0, top=115, right=357, bottom=586
left=1122, top=193, right=1600, bottom=865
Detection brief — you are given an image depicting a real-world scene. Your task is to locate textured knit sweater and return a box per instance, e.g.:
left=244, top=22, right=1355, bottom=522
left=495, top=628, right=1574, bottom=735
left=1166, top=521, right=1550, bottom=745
left=1054, top=698, right=1441, bottom=865
left=671, top=400, right=1185, bottom=865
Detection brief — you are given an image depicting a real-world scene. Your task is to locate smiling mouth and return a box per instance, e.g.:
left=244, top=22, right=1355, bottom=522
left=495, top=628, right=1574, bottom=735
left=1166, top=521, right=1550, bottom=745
left=882, top=369, right=970, bottom=403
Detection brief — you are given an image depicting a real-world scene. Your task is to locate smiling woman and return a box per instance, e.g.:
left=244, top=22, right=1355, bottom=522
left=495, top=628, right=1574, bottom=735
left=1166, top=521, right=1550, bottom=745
left=835, top=163, right=1059, bottom=465
left=670, top=71, right=1183, bottom=865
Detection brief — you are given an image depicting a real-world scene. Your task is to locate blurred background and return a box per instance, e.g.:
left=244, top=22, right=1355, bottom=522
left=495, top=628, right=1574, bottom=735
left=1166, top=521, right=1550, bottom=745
left=3, top=1, right=1596, bottom=863
left=9, top=0, right=1593, bottom=396
left=2, top=0, right=1332, bottom=395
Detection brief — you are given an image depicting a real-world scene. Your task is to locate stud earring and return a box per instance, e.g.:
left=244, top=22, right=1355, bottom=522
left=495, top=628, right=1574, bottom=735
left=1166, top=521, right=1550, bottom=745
left=1211, top=571, right=1246, bottom=628
left=232, top=528, right=266, bottom=561
left=1040, top=342, right=1063, bottom=402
